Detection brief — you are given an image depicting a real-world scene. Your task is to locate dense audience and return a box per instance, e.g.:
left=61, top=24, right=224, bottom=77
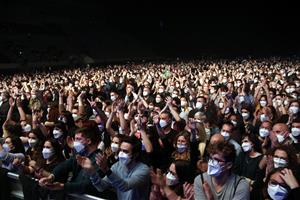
left=0, top=57, right=300, bottom=200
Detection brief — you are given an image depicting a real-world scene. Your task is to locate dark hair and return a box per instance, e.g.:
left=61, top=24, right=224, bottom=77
left=7, top=136, right=25, bottom=154
left=242, top=134, right=262, bottom=153
left=263, top=167, right=291, bottom=199
left=121, top=135, right=142, bottom=161
left=4, top=124, right=23, bottom=137
left=60, top=111, right=75, bottom=130
left=271, top=145, right=298, bottom=170
left=75, top=126, right=100, bottom=145
left=44, top=138, right=64, bottom=161
left=173, top=160, right=195, bottom=184
left=207, top=141, right=236, bottom=163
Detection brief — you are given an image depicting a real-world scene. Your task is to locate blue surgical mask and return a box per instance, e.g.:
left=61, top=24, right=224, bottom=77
left=177, top=144, right=187, bottom=153
left=207, top=159, right=225, bottom=177
left=42, top=148, right=55, bottom=160
left=2, top=143, right=11, bottom=152
left=73, top=141, right=86, bottom=154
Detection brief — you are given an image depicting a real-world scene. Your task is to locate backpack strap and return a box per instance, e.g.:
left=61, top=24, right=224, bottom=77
left=232, top=176, right=244, bottom=197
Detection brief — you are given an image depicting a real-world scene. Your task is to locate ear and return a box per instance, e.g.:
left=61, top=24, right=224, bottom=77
left=226, top=162, right=233, bottom=170
left=86, top=138, right=92, bottom=146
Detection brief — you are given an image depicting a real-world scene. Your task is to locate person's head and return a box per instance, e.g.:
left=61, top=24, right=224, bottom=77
left=110, top=135, right=124, bottom=154
left=241, top=106, right=253, bottom=121
left=259, top=107, right=274, bottom=123
left=73, top=127, right=100, bottom=155
left=0, top=91, right=9, bottom=102
left=264, top=167, right=290, bottom=200
left=209, top=133, right=225, bottom=145
left=110, top=91, right=118, bottom=102
left=142, top=87, right=151, bottom=97
left=20, top=120, right=32, bottom=134
left=291, top=117, right=300, bottom=138
left=271, top=123, right=289, bottom=145
left=28, top=128, right=46, bottom=149
left=52, top=122, right=67, bottom=139
left=58, top=111, right=75, bottom=130
left=241, top=134, right=262, bottom=153
left=195, top=96, right=207, bottom=110
left=174, top=132, right=190, bottom=153
left=271, top=145, right=298, bottom=170
left=166, top=160, right=194, bottom=186
left=207, top=141, right=236, bottom=177
left=4, top=136, right=25, bottom=154
left=259, top=95, right=268, bottom=107
left=42, top=139, right=64, bottom=161
left=159, top=111, right=172, bottom=129
left=259, top=121, right=272, bottom=138
left=118, top=135, right=142, bottom=166
left=220, top=122, right=234, bottom=141
left=288, top=100, right=300, bottom=116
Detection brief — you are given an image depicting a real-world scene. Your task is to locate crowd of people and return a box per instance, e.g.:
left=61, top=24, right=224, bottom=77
left=0, top=57, right=300, bottom=200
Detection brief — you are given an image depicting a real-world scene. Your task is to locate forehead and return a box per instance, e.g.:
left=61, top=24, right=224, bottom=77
left=75, top=133, right=85, bottom=139
left=270, top=172, right=285, bottom=184
left=274, top=149, right=288, bottom=158
left=120, top=142, right=132, bottom=151
left=160, top=113, right=169, bottom=119
left=44, top=141, right=52, bottom=147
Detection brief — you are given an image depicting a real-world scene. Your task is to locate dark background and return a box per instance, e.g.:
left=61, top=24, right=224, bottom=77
left=0, top=1, right=299, bottom=67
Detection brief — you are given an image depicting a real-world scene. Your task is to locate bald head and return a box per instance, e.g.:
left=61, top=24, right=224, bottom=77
left=272, top=123, right=289, bottom=134
left=210, top=133, right=225, bottom=145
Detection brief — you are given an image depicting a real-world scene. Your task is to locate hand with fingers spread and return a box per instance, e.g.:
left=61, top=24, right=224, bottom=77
left=76, top=155, right=96, bottom=174
left=87, top=97, right=97, bottom=108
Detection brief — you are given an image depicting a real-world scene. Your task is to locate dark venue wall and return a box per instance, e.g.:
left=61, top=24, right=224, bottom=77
left=0, top=1, right=299, bottom=72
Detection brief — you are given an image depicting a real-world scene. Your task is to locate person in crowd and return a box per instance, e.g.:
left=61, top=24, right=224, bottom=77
left=150, top=159, right=195, bottom=200
left=194, top=141, right=250, bottom=200
left=78, top=135, right=150, bottom=200
left=264, top=167, right=300, bottom=200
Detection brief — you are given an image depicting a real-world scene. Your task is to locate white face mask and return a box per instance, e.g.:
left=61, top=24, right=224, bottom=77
left=207, top=159, right=224, bottom=177
left=221, top=92, right=226, bottom=97
left=111, top=95, right=117, bottom=102
left=159, top=119, right=168, bottom=128
left=291, top=127, right=300, bottom=137
left=105, top=112, right=110, bottom=117
left=196, top=102, right=203, bottom=109
left=231, top=120, right=237, bottom=127
left=143, top=91, right=149, bottom=97
left=166, top=172, right=179, bottom=186
left=42, top=148, right=55, bottom=160
left=111, top=143, right=119, bottom=153
left=118, top=151, right=131, bottom=166
left=28, top=139, right=38, bottom=148
left=267, top=184, right=288, bottom=200
left=224, top=107, right=230, bottom=114
left=259, top=128, right=270, bottom=137
left=242, top=142, right=252, bottom=152
left=171, top=93, right=178, bottom=98
left=181, top=101, right=188, bottom=107
left=260, top=100, right=267, bottom=107
left=273, top=157, right=288, bottom=168
left=289, top=106, right=299, bottom=114
left=218, top=102, right=224, bottom=109
left=221, top=131, right=230, bottom=140
left=276, top=134, right=285, bottom=143
left=239, top=96, right=245, bottom=102
left=155, top=98, right=162, bottom=103
left=72, top=114, right=78, bottom=119
left=260, top=114, right=269, bottom=122
left=242, top=112, right=250, bottom=120
left=22, top=124, right=32, bottom=133
left=158, top=88, right=164, bottom=94
left=205, top=128, right=211, bottom=138
left=53, top=129, right=63, bottom=139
